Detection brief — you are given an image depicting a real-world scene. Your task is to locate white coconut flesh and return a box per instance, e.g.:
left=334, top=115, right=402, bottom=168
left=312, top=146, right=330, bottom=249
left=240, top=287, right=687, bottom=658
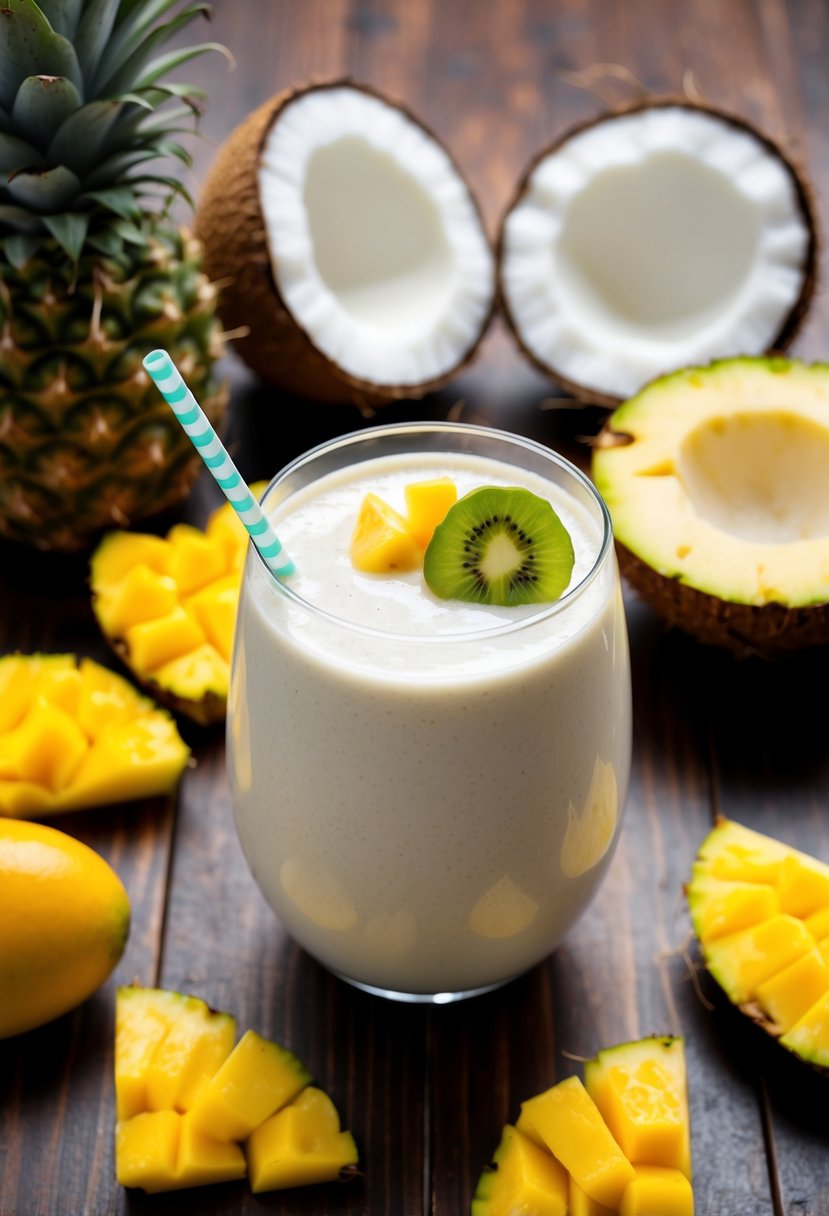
left=501, top=107, right=812, bottom=401
left=257, top=86, right=494, bottom=388
left=595, top=362, right=829, bottom=606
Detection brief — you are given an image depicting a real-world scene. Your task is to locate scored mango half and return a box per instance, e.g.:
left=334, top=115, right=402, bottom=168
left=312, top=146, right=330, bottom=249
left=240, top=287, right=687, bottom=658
left=688, top=817, right=829, bottom=1068
left=114, top=986, right=358, bottom=1196
left=473, top=1036, right=692, bottom=1215
left=90, top=485, right=267, bottom=725
left=0, top=654, right=189, bottom=818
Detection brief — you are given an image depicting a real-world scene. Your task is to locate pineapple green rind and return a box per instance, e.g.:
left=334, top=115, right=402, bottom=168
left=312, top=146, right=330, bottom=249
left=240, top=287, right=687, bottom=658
left=0, top=0, right=227, bottom=551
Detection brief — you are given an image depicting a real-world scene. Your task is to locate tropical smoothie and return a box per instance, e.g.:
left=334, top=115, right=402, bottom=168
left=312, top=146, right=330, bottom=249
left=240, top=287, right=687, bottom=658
left=228, top=424, right=631, bottom=999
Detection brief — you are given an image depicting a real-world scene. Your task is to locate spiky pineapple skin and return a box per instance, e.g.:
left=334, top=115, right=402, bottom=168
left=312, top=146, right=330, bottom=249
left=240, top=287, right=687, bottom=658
left=0, top=227, right=227, bottom=551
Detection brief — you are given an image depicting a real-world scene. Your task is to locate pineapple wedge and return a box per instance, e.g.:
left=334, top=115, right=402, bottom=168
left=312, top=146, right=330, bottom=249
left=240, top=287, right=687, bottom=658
left=0, top=655, right=188, bottom=818
left=91, top=487, right=267, bottom=724
left=688, top=817, right=829, bottom=1068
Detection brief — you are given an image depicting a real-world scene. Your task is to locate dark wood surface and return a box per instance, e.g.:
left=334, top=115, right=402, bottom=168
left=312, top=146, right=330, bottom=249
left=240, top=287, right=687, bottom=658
left=3, top=1, right=829, bottom=1213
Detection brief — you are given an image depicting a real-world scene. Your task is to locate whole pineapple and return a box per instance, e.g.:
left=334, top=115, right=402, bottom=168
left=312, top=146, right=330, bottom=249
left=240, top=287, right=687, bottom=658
left=0, top=0, right=228, bottom=551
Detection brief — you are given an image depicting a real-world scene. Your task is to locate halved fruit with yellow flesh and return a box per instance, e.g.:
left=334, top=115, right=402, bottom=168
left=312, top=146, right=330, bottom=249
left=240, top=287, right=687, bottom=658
left=114, top=986, right=357, bottom=1196
left=246, top=1086, right=359, bottom=1193
left=0, top=655, right=189, bottom=818
left=475, top=1038, right=692, bottom=1214
left=90, top=485, right=267, bottom=725
left=584, top=1037, right=691, bottom=1179
left=688, top=818, right=829, bottom=1067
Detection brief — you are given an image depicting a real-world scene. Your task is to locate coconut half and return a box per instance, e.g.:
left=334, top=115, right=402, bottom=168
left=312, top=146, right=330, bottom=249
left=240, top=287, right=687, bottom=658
left=498, top=101, right=817, bottom=406
left=195, top=81, right=495, bottom=407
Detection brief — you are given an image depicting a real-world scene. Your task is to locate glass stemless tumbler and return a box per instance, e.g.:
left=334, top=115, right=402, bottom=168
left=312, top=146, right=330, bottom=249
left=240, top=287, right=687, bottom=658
left=227, top=422, right=632, bottom=1002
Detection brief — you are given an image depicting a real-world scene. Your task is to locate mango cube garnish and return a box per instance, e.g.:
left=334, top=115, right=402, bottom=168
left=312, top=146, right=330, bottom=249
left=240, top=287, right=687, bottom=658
left=404, top=477, right=458, bottom=548
left=0, top=655, right=189, bottom=818
left=350, top=480, right=458, bottom=572
left=689, top=818, right=829, bottom=1069
left=114, top=987, right=357, bottom=1196
left=474, top=1037, right=693, bottom=1216
left=90, top=484, right=268, bottom=724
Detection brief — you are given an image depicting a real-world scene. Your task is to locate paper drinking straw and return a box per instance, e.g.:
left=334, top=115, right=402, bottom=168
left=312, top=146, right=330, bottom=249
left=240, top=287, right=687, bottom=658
left=142, top=350, right=295, bottom=578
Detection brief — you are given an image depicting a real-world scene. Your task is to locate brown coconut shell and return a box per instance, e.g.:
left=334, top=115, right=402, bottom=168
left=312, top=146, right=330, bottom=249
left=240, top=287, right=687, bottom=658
left=194, top=79, right=496, bottom=410
left=594, top=414, right=829, bottom=659
left=497, top=98, right=819, bottom=409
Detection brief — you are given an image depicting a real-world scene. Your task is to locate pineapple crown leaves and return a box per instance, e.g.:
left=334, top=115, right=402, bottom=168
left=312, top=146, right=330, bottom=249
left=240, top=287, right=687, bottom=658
left=0, top=0, right=228, bottom=265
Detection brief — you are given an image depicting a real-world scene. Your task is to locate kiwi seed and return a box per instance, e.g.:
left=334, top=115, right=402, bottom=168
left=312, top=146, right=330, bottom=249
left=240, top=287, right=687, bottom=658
left=423, top=486, right=575, bottom=606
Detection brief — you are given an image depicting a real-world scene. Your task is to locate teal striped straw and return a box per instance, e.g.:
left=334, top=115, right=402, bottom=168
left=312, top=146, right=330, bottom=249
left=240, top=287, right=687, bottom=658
left=142, top=350, right=295, bottom=578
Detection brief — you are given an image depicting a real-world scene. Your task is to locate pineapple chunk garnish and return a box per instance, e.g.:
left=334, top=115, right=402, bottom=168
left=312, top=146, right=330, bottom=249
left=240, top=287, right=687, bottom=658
left=0, top=655, right=188, bottom=818
left=90, top=484, right=268, bottom=724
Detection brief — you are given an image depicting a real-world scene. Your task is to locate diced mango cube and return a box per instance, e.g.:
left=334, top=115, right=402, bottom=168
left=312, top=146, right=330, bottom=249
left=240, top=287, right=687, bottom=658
left=350, top=493, right=422, bottom=573
left=756, top=949, right=829, bottom=1034
left=189, top=1029, right=311, bottom=1142
left=0, top=704, right=88, bottom=792
left=246, top=1086, right=358, bottom=1193
left=780, top=989, right=829, bottom=1068
left=145, top=997, right=236, bottom=1113
left=34, top=662, right=82, bottom=719
left=167, top=524, right=227, bottom=595
left=619, top=1165, right=694, bottom=1216
left=568, top=1176, right=615, bottom=1216
left=126, top=606, right=206, bottom=673
left=585, top=1055, right=687, bottom=1174
left=152, top=644, right=229, bottom=706
left=188, top=584, right=238, bottom=662
left=77, top=659, right=142, bottom=740
left=697, top=820, right=787, bottom=885
left=516, top=1076, right=634, bottom=1208
left=96, top=564, right=180, bottom=636
left=805, top=907, right=829, bottom=941
left=687, top=871, right=779, bottom=943
left=471, top=1125, right=568, bottom=1216
left=116, top=987, right=188, bottom=1121
left=404, top=478, right=458, bottom=548
left=66, top=715, right=189, bottom=811
left=777, top=852, right=829, bottom=918
left=91, top=532, right=170, bottom=585
left=115, top=1110, right=180, bottom=1192
left=703, top=914, right=814, bottom=1004
left=177, top=1112, right=246, bottom=1188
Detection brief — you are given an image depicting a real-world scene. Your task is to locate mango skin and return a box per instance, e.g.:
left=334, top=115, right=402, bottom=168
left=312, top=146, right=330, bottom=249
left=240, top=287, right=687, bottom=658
left=0, top=818, right=130, bottom=1038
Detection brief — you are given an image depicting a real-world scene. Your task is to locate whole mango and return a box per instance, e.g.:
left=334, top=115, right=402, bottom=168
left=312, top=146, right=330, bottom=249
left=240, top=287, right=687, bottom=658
left=0, top=818, right=130, bottom=1038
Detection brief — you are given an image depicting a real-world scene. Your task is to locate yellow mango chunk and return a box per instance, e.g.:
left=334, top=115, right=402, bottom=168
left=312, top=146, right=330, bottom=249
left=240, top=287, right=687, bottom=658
left=189, top=1028, right=311, bottom=1142
left=115, top=1109, right=180, bottom=1192
left=404, top=478, right=458, bottom=548
left=704, top=914, right=814, bottom=1004
left=96, top=565, right=179, bottom=636
left=91, top=532, right=170, bottom=585
left=205, top=482, right=268, bottom=570
left=66, top=715, right=189, bottom=811
left=619, top=1166, right=694, bottom=1216
left=188, top=584, right=238, bottom=662
left=144, top=998, right=236, bottom=1113
left=697, top=819, right=787, bottom=886
left=780, top=989, right=829, bottom=1067
left=126, top=606, right=206, bottom=673
left=471, top=1125, right=568, bottom=1216
left=805, top=907, right=829, bottom=941
left=687, top=872, right=779, bottom=943
left=517, top=1076, right=634, bottom=1208
left=584, top=1038, right=691, bottom=1178
left=115, top=1110, right=246, bottom=1193
left=0, top=704, right=88, bottom=792
left=756, top=949, right=829, bottom=1035
left=167, top=524, right=227, bottom=595
left=777, top=852, right=829, bottom=918
left=246, top=1086, right=358, bottom=1193
left=34, top=662, right=82, bottom=719
left=116, top=987, right=189, bottom=1121
left=350, top=493, right=422, bottom=573
left=77, top=658, right=142, bottom=740
left=151, top=644, right=229, bottom=705
left=569, top=1177, right=615, bottom=1216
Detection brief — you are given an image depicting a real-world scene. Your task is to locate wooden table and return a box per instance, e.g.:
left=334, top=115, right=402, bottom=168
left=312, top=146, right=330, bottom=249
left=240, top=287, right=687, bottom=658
left=3, top=2, right=829, bottom=1212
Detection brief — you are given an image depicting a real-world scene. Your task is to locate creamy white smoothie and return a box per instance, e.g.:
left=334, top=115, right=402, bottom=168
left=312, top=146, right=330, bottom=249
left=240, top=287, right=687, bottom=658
left=228, top=423, right=631, bottom=1000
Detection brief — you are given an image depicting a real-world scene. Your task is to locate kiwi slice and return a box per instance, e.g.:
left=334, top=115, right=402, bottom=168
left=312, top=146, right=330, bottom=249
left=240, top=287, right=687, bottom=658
left=423, top=486, right=575, bottom=606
